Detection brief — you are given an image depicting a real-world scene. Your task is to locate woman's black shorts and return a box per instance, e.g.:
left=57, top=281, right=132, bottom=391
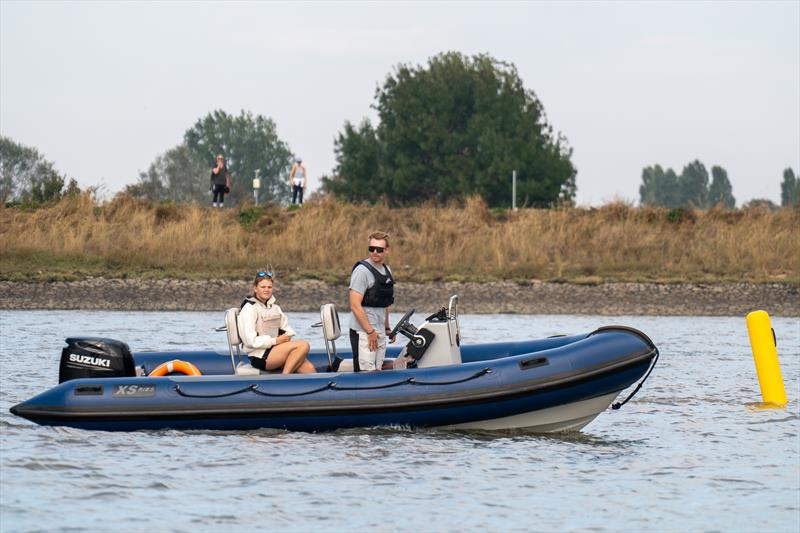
left=249, top=348, right=272, bottom=370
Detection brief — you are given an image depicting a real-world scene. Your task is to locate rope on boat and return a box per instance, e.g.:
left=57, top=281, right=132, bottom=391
left=174, top=384, right=256, bottom=398
left=171, top=368, right=493, bottom=398
left=331, top=377, right=413, bottom=390
left=411, top=367, right=492, bottom=386
left=331, top=368, right=492, bottom=390
left=612, top=349, right=660, bottom=410
left=251, top=382, right=335, bottom=397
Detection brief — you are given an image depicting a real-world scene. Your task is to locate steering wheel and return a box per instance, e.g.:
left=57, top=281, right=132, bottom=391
left=389, top=308, right=416, bottom=339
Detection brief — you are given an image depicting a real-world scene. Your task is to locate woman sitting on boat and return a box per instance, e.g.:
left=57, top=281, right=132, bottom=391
left=237, top=271, right=315, bottom=374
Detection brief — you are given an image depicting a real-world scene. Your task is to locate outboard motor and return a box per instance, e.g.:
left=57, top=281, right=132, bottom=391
left=58, top=337, right=136, bottom=383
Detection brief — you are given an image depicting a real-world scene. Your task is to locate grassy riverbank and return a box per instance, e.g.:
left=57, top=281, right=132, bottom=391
left=1, top=194, right=797, bottom=284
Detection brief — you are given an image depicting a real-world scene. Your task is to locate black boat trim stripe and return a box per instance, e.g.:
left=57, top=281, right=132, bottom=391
left=589, top=326, right=656, bottom=350
left=14, top=348, right=656, bottom=422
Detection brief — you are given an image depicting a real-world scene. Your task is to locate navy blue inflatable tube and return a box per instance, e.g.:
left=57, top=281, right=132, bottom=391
left=10, top=327, right=657, bottom=432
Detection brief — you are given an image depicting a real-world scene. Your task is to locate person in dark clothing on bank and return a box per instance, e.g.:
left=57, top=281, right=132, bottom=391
left=210, top=153, right=231, bottom=207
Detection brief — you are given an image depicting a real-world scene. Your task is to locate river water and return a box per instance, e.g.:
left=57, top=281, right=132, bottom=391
left=1, top=310, right=798, bottom=532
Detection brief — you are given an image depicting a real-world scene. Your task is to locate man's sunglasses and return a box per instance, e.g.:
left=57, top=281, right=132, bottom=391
left=256, top=271, right=273, bottom=279
left=368, top=246, right=385, bottom=253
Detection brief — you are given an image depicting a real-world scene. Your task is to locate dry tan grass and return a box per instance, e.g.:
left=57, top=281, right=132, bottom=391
left=1, top=193, right=797, bottom=283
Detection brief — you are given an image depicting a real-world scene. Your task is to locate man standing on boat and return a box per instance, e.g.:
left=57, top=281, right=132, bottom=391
left=348, top=231, right=395, bottom=372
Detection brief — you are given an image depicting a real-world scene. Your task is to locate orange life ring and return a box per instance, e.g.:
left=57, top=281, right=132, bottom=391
left=148, top=360, right=202, bottom=377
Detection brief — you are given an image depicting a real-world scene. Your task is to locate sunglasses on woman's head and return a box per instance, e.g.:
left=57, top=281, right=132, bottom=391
left=256, top=271, right=273, bottom=279
left=368, top=246, right=385, bottom=253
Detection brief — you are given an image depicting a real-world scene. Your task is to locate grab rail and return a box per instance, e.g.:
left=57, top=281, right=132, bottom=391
left=447, top=295, right=460, bottom=347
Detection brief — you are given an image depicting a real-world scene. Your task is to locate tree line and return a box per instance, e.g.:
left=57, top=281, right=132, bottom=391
left=639, top=160, right=798, bottom=209
left=1, top=52, right=576, bottom=208
left=639, top=161, right=735, bottom=208
left=0, top=136, right=81, bottom=205
left=127, top=110, right=293, bottom=206
left=0, top=110, right=294, bottom=207
left=1, top=50, right=797, bottom=209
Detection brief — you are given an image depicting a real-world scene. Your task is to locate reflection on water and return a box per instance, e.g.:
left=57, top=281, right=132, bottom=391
left=1, top=311, right=798, bottom=531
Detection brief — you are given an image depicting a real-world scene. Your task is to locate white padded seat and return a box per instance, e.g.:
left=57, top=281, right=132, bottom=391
left=225, top=308, right=241, bottom=347
left=319, top=303, right=342, bottom=372
left=320, top=303, right=341, bottom=341
left=235, top=362, right=262, bottom=375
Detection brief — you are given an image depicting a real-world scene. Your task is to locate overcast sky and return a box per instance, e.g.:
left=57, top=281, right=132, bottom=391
left=1, top=1, right=798, bottom=205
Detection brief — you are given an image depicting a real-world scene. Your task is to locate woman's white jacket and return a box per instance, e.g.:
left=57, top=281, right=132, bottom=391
left=237, top=296, right=296, bottom=359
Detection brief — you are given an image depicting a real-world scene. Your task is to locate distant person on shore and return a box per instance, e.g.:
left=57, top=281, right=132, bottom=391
left=238, top=270, right=315, bottom=374
left=348, top=231, right=396, bottom=372
left=210, top=153, right=231, bottom=208
left=289, top=157, right=307, bottom=205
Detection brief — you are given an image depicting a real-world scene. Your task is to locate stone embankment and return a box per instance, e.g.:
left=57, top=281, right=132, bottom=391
left=0, top=279, right=797, bottom=316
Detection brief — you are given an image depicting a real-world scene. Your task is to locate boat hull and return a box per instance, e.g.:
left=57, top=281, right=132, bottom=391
left=11, top=327, right=658, bottom=433
left=442, top=392, right=619, bottom=432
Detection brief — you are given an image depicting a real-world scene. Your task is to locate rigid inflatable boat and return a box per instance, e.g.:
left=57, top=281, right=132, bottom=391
left=10, top=297, right=659, bottom=433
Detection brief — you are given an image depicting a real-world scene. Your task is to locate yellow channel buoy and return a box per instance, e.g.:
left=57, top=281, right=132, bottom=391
left=745, top=310, right=787, bottom=406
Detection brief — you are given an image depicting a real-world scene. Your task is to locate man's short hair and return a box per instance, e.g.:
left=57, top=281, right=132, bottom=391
left=368, top=231, right=390, bottom=247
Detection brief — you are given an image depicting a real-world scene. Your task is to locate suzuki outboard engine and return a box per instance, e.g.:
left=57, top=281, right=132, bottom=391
left=59, top=337, right=136, bottom=383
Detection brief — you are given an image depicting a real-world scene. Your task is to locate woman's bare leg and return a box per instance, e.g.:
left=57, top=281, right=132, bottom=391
left=267, top=340, right=312, bottom=374
left=296, top=341, right=314, bottom=372
left=264, top=343, right=292, bottom=370
left=282, top=340, right=311, bottom=374
left=296, top=359, right=316, bottom=373
left=283, top=350, right=305, bottom=374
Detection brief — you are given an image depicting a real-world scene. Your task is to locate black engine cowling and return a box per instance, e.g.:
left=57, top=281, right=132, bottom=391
left=58, top=337, right=136, bottom=383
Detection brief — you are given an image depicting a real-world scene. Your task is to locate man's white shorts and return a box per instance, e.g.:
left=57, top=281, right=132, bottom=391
left=356, top=330, right=387, bottom=371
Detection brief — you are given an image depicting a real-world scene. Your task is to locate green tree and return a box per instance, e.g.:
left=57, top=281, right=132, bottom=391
left=324, top=52, right=576, bottom=207
left=708, top=165, right=735, bottom=208
left=639, top=165, right=660, bottom=206
left=639, top=165, right=680, bottom=207
left=184, top=110, right=293, bottom=205
left=29, top=172, right=65, bottom=204
left=661, top=168, right=681, bottom=207
left=126, top=144, right=209, bottom=203
left=323, top=120, right=383, bottom=203
left=63, top=178, right=81, bottom=197
left=678, top=160, right=709, bottom=208
left=0, top=136, right=67, bottom=204
left=780, top=167, right=798, bottom=207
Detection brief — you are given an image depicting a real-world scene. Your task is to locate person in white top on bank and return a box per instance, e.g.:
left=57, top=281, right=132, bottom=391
left=289, top=157, right=307, bottom=205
